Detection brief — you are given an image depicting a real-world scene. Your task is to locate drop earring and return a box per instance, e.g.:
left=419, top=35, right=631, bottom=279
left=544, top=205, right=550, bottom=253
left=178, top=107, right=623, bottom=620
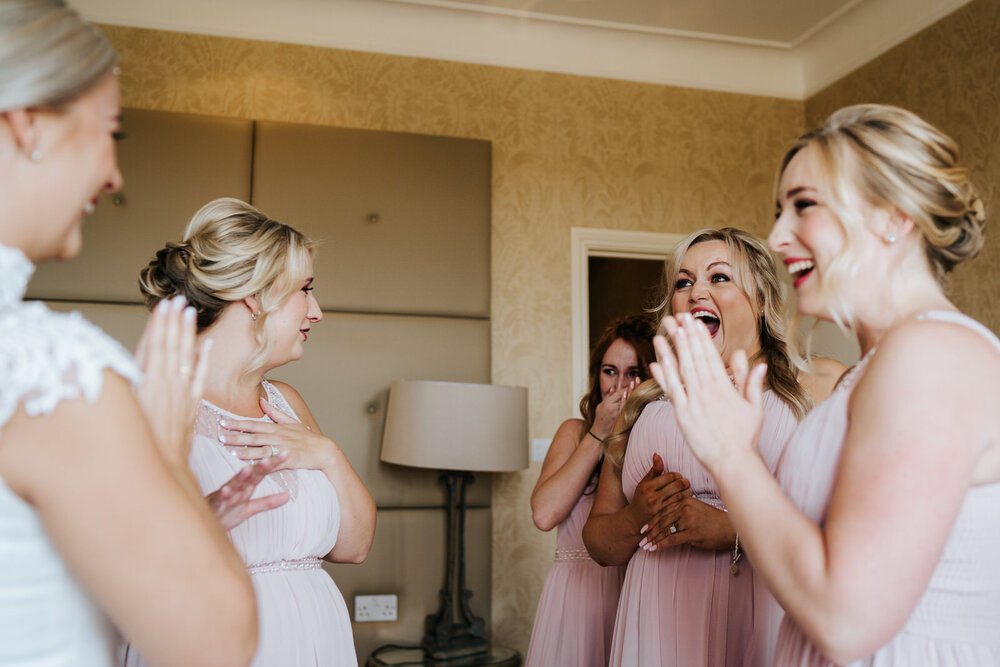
left=250, top=312, right=258, bottom=321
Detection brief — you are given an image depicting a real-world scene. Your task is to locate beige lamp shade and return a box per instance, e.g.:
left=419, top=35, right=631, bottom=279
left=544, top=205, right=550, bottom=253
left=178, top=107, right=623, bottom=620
left=380, top=380, right=529, bottom=472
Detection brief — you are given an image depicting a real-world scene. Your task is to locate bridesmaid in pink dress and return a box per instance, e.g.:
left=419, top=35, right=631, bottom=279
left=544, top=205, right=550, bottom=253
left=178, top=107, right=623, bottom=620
left=654, top=105, right=1000, bottom=665
left=584, top=228, right=842, bottom=667
left=526, top=314, right=656, bottom=667
left=132, top=197, right=377, bottom=666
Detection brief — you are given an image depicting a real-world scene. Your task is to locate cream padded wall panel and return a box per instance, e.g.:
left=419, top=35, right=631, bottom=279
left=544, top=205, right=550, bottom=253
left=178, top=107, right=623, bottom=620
left=27, top=109, right=253, bottom=303
left=251, top=121, right=491, bottom=317
left=43, top=302, right=493, bottom=507
left=266, top=311, right=493, bottom=507
left=326, top=508, right=492, bottom=662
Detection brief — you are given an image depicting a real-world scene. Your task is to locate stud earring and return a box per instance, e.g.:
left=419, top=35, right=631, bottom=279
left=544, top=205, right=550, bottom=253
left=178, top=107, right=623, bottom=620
left=250, top=312, right=258, bottom=321
left=884, top=232, right=897, bottom=244
left=30, top=148, right=42, bottom=162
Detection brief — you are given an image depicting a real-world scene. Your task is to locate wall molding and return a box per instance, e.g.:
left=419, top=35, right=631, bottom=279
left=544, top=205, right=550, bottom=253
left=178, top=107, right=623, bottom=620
left=570, top=228, right=683, bottom=407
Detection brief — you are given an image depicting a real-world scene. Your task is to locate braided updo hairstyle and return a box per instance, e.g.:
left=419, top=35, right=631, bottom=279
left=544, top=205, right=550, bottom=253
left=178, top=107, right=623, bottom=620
left=780, top=104, right=985, bottom=327
left=139, top=197, right=315, bottom=374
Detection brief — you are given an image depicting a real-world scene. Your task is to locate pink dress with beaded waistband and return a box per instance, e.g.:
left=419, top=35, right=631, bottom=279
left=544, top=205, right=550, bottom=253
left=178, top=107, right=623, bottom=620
left=609, top=391, right=798, bottom=667
left=772, top=311, right=1000, bottom=666
left=122, top=379, right=357, bottom=667
left=524, top=480, right=626, bottom=667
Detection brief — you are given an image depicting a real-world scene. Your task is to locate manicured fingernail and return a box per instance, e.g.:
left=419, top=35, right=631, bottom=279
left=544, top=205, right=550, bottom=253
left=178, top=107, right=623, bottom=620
left=172, top=294, right=186, bottom=310
left=156, top=299, right=169, bottom=312
left=640, top=524, right=649, bottom=534
left=184, top=306, right=195, bottom=322
left=639, top=537, right=648, bottom=548
left=648, top=544, right=657, bottom=552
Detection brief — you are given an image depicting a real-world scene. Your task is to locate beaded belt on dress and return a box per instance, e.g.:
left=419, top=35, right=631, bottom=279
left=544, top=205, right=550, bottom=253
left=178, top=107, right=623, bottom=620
left=553, top=548, right=595, bottom=563
left=247, top=557, right=322, bottom=575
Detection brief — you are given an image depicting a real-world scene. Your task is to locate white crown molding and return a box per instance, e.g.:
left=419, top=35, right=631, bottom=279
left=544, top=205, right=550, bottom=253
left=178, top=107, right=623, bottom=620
left=75, top=0, right=969, bottom=101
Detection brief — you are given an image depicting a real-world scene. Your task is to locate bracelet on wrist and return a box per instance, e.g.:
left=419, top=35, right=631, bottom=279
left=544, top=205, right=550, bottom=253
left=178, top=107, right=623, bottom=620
left=587, top=429, right=603, bottom=443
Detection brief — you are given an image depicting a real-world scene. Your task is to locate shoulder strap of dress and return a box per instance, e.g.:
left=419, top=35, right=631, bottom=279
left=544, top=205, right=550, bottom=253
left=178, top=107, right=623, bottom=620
left=916, top=310, right=1000, bottom=354
left=261, top=379, right=302, bottom=422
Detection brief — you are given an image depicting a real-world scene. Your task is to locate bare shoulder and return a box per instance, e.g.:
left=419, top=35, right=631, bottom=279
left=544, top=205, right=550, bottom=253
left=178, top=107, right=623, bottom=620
left=876, top=315, right=1000, bottom=378
left=798, top=356, right=848, bottom=405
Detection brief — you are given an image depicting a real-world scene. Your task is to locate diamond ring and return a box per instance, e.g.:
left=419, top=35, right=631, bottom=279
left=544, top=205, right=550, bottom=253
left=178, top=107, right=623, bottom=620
left=669, top=523, right=678, bottom=534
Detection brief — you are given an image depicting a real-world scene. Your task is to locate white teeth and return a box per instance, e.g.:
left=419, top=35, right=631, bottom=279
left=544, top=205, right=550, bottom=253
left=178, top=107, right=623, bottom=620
left=692, top=310, right=718, bottom=320
left=787, top=259, right=814, bottom=275
left=84, top=201, right=95, bottom=215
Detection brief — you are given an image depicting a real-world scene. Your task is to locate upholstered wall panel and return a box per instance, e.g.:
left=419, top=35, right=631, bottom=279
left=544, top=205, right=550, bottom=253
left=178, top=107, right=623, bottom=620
left=251, top=121, right=491, bottom=317
left=326, top=508, right=492, bottom=662
left=261, top=312, right=493, bottom=507
left=28, top=109, right=253, bottom=303
left=804, top=0, right=1000, bottom=334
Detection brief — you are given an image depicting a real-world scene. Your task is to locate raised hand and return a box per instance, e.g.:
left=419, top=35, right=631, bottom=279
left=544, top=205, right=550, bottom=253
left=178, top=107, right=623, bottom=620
left=593, top=377, right=639, bottom=437
left=219, top=398, right=340, bottom=473
left=648, top=313, right=766, bottom=473
left=207, top=453, right=291, bottom=530
left=135, top=295, right=212, bottom=464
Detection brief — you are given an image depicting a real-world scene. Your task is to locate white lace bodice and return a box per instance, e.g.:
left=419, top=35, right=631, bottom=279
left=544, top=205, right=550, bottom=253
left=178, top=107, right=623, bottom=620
left=0, top=241, right=141, bottom=667
left=0, top=243, right=139, bottom=435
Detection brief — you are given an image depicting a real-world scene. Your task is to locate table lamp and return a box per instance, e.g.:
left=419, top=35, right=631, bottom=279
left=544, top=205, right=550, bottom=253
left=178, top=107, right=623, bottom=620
left=380, top=380, right=529, bottom=661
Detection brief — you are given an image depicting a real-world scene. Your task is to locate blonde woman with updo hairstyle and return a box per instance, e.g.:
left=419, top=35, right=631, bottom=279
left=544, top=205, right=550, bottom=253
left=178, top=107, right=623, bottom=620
left=583, top=228, right=843, bottom=667
left=0, top=2, right=262, bottom=666
left=133, top=197, right=376, bottom=667
left=653, top=104, right=1000, bottom=665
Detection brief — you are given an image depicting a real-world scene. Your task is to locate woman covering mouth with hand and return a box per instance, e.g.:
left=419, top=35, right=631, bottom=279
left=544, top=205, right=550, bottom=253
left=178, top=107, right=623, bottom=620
left=583, top=227, right=843, bottom=667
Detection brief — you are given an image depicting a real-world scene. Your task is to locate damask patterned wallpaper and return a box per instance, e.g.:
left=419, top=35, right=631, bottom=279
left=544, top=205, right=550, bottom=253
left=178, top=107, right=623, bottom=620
left=103, top=24, right=805, bottom=653
left=806, top=0, right=1000, bottom=334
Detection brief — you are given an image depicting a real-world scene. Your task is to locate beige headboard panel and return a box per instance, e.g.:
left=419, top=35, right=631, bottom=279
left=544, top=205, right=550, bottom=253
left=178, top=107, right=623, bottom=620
left=251, top=120, right=491, bottom=318
left=27, top=110, right=253, bottom=303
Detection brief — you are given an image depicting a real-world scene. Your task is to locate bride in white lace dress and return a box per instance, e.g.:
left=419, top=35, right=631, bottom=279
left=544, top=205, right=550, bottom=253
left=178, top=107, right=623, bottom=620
left=0, top=2, right=269, bottom=666
left=131, top=197, right=377, bottom=666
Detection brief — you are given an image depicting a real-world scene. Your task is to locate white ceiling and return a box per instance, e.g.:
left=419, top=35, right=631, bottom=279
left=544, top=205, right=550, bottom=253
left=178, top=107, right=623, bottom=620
left=75, top=0, right=969, bottom=99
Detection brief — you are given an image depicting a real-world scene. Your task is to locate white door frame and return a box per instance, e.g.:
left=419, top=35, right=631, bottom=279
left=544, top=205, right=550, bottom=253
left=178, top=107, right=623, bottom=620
left=570, top=228, right=684, bottom=409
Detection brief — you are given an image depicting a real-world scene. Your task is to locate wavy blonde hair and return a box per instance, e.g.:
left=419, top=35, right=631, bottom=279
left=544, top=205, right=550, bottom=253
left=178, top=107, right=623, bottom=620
left=779, top=104, right=985, bottom=331
left=607, top=228, right=809, bottom=469
left=138, top=197, right=316, bottom=376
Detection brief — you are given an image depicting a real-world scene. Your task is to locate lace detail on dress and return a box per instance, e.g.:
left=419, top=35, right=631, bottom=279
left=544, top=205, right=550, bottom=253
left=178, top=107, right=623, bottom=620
left=0, top=243, right=139, bottom=437
left=195, top=380, right=302, bottom=500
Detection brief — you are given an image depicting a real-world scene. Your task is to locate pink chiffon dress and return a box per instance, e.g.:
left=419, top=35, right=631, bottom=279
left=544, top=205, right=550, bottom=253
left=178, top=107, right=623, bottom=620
left=609, top=391, right=798, bottom=667
left=524, top=479, right=626, bottom=667
left=773, top=311, right=1000, bottom=666
left=123, top=379, right=357, bottom=666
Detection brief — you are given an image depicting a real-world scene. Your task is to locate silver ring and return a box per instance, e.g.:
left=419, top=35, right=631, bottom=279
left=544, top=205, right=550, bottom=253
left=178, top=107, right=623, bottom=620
left=669, top=523, right=678, bottom=534
left=270, top=445, right=279, bottom=457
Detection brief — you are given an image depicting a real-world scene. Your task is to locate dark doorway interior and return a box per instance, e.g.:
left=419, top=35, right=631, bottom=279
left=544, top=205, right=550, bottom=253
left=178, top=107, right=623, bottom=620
left=588, top=256, right=664, bottom=351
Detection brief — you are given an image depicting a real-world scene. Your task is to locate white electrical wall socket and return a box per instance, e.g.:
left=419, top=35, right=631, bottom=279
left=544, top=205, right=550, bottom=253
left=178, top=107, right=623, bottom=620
left=354, top=594, right=398, bottom=622
left=531, top=438, right=551, bottom=463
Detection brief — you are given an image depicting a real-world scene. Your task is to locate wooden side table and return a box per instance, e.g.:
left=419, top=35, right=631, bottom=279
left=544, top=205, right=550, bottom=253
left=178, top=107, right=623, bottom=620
left=367, top=645, right=521, bottom=667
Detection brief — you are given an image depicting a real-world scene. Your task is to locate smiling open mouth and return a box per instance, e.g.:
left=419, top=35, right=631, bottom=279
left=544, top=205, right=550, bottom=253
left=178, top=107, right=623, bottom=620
left=692, top=310, right=720, bottom=336
left=787, top=259, right=815, bottom=288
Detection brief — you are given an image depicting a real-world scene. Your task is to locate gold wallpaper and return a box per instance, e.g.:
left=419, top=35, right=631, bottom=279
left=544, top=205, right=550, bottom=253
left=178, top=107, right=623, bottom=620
left=806, top=0, right=1000, bottom=333
left=103, top=24, right=805, bottom=653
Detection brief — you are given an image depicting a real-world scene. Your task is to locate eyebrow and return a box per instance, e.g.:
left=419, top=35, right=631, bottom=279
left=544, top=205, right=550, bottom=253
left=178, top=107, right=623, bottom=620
left=781, top=185, right=817, bottom=199
left=677, top=261, right=730, bottom=275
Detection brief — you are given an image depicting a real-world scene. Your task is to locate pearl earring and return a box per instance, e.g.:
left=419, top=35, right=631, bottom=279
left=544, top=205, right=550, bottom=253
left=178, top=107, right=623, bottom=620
left=30, top=148, right=42, bottom=162
left=884, top=232, right=897, bottom=244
